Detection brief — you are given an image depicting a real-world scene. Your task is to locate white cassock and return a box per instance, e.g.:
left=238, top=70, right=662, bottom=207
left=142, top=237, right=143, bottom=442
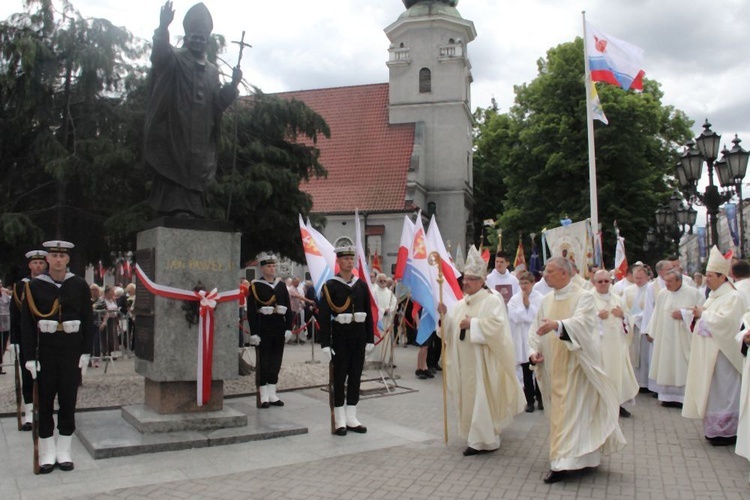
left=486, top=269, right=520, bottom=304
left=645, top=285, right=702, bottom=403
left=611, top=278, right=632, bottom=297
left=622, top=283, right=649, bottom=387
left=533, top=278, right=554, bottom=297
left=735, top=313, right=750, bottom=476
left=371, top=286, right=397, bottom=362
left=507, top=290, right=544, bottom=381
left=683, top=282, right=745, bottom=438
left=529, top=282, right=626, bottom=471
left=591, top=291, right=639, bottom=405
left=734, top=279, right=750, bottom=308
left=441, top=288, right=524, bottom=451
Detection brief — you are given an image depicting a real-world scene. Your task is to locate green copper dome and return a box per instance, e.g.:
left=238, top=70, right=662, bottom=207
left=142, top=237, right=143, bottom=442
left=400, top=1, right=462, bottom=20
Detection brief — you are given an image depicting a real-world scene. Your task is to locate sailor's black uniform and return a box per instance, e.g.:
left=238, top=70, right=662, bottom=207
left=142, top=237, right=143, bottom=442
left=318, top=275, right=374, bottom=407
left=21, top=273, right=92, bottom=438
left=10, top=279, right=33, bottom=406
left=246, top=278, right=293, bottom=385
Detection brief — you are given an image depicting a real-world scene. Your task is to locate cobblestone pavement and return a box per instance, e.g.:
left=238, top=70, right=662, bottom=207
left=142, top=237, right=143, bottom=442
left=2, top=343, right=750, bottom=499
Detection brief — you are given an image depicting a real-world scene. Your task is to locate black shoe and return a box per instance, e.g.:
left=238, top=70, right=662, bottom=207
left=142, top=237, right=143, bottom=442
left=39, top=463, right=55, bottom=474
left=0, top=370, right=6, bottom=374
left=334, top=427, right=347, bottom=436
left=417, top=370, right=428, bottom=380
left=57, top=461, right=74, bottom=472
left=543, top=470, right=567, bottom=484
left=525, top=403, right=535, bottom=413
left=462, top=447, right=496, bottom=456
left=269, top=400, right=284, bottom=407
left=425, top=370, right=435, bottom=379
left=651, top=392, right=658, bottom=398
left=346, top=425, right=367, bottom=434
left=638, top=387, right=651, bottom=394
left=619, top=406, right=631, bottom=418
left=428, top=367, right=436, bottom=375
left=433, top=364, right=443, bottom=371
left=661, top=401, right=683, bottom=409
left=260, top=402, right=270, bottom=409
left=537, top=400, right=544, bottom=411
left=22, top=422, right=32, bottom=432
left=709, top=436, right=737, bottom=446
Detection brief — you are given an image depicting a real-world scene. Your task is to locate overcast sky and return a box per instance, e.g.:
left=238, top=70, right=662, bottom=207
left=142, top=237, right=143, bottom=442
left=3, top=0, right=749, bottom=185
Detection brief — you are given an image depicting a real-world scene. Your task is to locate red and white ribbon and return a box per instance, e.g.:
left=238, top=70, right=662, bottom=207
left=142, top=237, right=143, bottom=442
left=135, top=264, right=241, bottom=406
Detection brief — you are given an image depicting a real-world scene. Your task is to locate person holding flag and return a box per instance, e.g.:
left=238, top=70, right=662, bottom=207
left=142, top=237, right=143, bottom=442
left=438, top=245, right=524, bottom=456
left=318, top=245, right=375, bottom=436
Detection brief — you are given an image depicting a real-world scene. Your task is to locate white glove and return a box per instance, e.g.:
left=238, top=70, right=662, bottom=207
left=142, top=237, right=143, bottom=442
left=365, top=343, right=374, bottom=353
left=25, top=360, right=40, bottom=380
left=249, top=335, right=261, bottom=346
left=284, top=330, right=293, bottom=342
left=79, top=354, right=91, bottom=376
left=321, top=346, right=335, bottom=361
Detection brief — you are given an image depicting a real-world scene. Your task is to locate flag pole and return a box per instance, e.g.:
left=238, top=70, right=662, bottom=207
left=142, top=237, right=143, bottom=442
left=428, top=251, right=449, bottom=445
left=582, top=11, right=600, bottom=266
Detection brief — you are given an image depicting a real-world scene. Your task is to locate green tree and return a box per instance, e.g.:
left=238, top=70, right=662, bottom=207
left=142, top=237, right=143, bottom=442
left=472, top=37, right=693, bottom=265
left=212, top=88, right=330, bottom=264
left=0, top=0, right=148, bottom=274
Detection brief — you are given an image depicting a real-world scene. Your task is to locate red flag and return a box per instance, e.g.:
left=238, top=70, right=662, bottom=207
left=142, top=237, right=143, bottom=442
left=394, top=216, right=415, bottom=280
left=481, top=248, right=490, bottom=263
left=371, top=250, right=382, bottom=272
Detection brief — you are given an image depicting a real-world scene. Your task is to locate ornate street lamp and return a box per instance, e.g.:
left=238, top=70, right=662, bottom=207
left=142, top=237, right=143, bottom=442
left=676, top=120, right=734, bottom=248
left=655, top=195, right=696, bottom=256
left=716, top=135, right=750, bottom=256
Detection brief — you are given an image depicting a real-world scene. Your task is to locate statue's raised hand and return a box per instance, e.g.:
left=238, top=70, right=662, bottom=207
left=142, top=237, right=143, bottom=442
left=159, top=1, right=175, bottom=29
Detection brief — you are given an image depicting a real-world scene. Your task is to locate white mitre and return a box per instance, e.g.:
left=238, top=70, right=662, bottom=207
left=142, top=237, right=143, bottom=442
left=706, top=245, right=730, bottom=276
left=463, top=245, right=486, bottom=279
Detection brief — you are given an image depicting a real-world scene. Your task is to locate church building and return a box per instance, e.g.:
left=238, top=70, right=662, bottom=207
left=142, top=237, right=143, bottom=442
left=277, top=0, right=476, bottom=273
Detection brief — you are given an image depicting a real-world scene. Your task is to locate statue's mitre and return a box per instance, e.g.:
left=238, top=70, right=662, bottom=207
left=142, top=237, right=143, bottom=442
left=183, top=3, right=213, bottom=35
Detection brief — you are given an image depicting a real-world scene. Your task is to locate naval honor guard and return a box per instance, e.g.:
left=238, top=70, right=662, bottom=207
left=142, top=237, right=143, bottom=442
left=21, top=241, right=93, bottom=473
left=9, top=250, right=48, bottom=431
left=318, top=245, right=375, bottom=436
left=246, top=253, right=293, bottom=408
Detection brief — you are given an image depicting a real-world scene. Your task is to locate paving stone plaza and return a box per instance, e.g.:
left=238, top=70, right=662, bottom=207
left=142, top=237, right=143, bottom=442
left=2, top=344, right=750, bottom=499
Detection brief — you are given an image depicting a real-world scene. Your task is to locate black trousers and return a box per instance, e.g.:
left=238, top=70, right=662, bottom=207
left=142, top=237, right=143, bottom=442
left=521, top=362, right=542, bottom=405
left=332, top=331, right=366, bottom=407
left=37, top=334, right=82, bottom=438
left=258, top=331, right=284, bottom=385
left=426, top=333, right=442, bottom=368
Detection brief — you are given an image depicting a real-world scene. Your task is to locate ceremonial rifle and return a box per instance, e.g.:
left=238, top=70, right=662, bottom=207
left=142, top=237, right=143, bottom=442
left=32, top=327, right=40, bottom=475
left=14, top=344, right=22, bottom=431
left=328, top=360, right=335, bottom=434
left=428, top=252, right=449, bottom=445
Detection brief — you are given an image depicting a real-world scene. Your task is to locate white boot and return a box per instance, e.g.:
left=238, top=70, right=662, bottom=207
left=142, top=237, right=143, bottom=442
left=345, top=405, right=367, bottom=433
left=259, top=385, right=270, bottom=408
left=23, top=403, right=33, bottom=430
left=38, top=436, right=56, bottom=473
left=56, top=434, right=75, bottom=471
left=268, top=384, right=284, bottom=406
left=333, top=406, right=347, bottom=436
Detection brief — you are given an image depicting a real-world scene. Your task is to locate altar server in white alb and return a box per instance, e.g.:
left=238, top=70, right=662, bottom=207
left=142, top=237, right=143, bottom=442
left=529, top=257, right=626, bottom=484
left=21, top=241, right=93, bottom=473
left=589, top=270, right=639, bottom=418
left=645, top=268, right=702, bottom=407
left=683, top=246, right=745, bottom=446
left=439, top=246, right=524, bottom=456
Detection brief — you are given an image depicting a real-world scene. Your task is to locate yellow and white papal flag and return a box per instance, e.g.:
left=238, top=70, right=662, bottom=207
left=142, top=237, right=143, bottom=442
left=590, top=82, right=608, bottom=125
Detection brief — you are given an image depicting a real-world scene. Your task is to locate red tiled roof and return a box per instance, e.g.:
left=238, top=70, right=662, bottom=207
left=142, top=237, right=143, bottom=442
left=274, top=83, right=415, bottom=213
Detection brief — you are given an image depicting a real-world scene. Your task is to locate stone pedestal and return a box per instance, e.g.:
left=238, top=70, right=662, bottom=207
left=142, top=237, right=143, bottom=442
left=134, top=218, right=241, bottom=415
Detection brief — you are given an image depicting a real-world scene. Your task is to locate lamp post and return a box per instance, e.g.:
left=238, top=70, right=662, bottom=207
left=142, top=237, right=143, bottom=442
left=655, top=193, right=697, bottom=256
left=675, top=119, right=734, bottom=248
left=715, top=135, right=750, bottom=257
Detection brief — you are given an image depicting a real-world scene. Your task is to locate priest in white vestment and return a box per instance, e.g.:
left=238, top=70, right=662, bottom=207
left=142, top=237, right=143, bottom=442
left=439, top=246, right=524, bottom=456
left=638, top=260, right=672, bottom=392
left=732, top=260, right=750, bottom=308
left=622, top=265, right=650, bottom=390
left=683, top=247, right=746, bottom=446
left=590, top=270, right=639, bottom=417
left=645, top=269, right=702, bottom=406
left=507, top=271, right=544, bottom=412
left=529, top=257, right=626, bottom=484
left=734, top=311, right=750, bottom=481
left=371, top=274, right=397, bottom=363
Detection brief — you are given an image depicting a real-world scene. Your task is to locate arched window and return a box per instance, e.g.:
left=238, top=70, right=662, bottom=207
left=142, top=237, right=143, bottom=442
left=419, top=67, right=431, bottom=93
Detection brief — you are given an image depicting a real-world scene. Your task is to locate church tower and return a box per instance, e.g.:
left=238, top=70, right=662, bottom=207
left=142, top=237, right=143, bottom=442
left=386, top=0, right=476, bottom=252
